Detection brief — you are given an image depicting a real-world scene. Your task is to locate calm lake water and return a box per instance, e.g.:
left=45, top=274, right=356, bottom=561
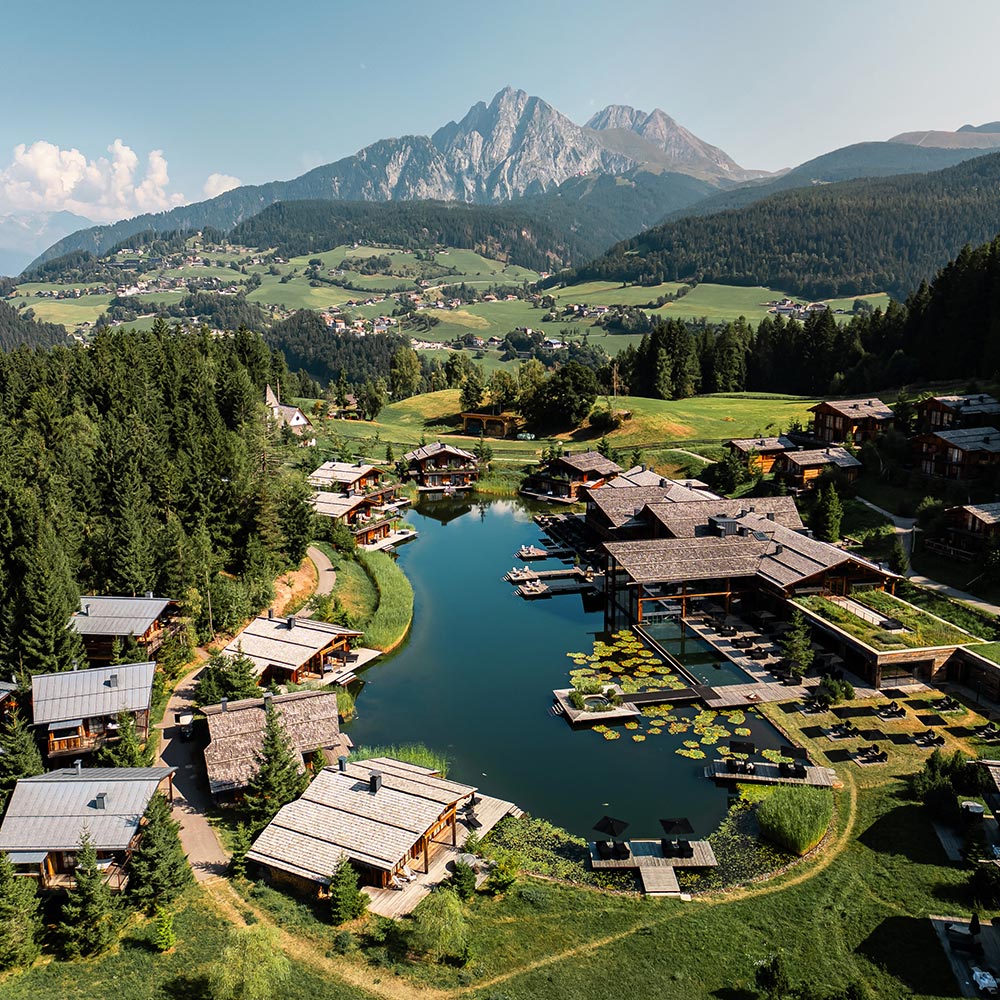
left=344, top=496, right=784, bottom=840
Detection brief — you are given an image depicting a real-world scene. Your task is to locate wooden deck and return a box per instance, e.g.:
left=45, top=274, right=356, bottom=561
left=363, top=793, right=520, bottom=918
left=705, top=760, right=836, bottom=788
left=639, top=867, right=680, bottom=896
left=589, top=839, right=718, bottom=869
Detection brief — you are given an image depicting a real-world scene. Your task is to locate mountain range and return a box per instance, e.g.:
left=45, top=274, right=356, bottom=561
left=0, top=211, right=93, bottom=277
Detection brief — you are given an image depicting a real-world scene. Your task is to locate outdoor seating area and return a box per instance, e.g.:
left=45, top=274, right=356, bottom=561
left=853, top=743, right=889, bottom=765
left=876, top=700, right=906, bottom=720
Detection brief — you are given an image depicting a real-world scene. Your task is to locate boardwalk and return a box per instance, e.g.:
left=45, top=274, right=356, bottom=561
left=639, top=867, right=680, bottom=896
left=589, top=839, right=718, bottom=869
left=705, top=760, right=836, bottom=788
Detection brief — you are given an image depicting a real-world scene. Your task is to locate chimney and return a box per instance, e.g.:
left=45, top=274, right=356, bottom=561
left=287, top=616, right=295, bottom=630
left=263, top=691, right=274, bottom=710
left=84, top=604, right=91, bottom=617
left=267, top=607, right=274, bottom=620
left=338, top=755, right=348, bottom=773
left=369, top=771, right=382, bottom=794
left=74, top=759, right=82, bottom=777
left=145, top=591, right=154, bottom=599
left=766, top=511, right=775, bottom=521
left=220, top=697, right=228, bottom=712
left=659, top=478, right=667, bottom=487
left=109, top=673, right=118, bottom=689
left=775, top=543, right=784, bottom=555
left=95, top=792, right=107, bottom=810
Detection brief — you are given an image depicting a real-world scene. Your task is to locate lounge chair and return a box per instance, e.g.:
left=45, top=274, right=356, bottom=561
left=678, top=841, right=695, bottom=859
left=596, top=840, right=613, bottom=860
left=661, top=838, right=678, bottom=858
left=389, top=875, right=406, bottom=890
left=612, top=840, right=631, bottom=860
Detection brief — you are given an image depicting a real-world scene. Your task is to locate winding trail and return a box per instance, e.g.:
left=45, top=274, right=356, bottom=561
left=306, top=544, right=337, bottom=603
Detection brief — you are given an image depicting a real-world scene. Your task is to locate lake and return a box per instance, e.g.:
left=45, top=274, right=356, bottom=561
left=344, top=495, right=785, bottom=840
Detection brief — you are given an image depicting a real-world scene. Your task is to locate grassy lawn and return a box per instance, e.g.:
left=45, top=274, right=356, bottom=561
left=314, top=542, right=378, bottom=622
left=355, top=549, right=414, bottom=652
left=910, top=547, right=1000, bottom=606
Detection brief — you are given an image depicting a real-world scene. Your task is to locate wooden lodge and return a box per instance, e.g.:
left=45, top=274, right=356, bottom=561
left=311, top=489, right=409, bottom=547
left=222, top=613, right=363, bottom=685
left=402, top=442, right=479, bottom=491
left=521, top=450, right=623, bottom=503
left=915, top=426, right=1000, bottom=480
left=927, top=502, right=1000, bottom=561
left=246, top=757, right=478, bottom=891
left=915, top=394, right=1000, bottom=435
left=460, top=411, right=520, bottom=438
left=31, top=661, right=155, bottom=759
left=69, top=594, right=181, bottom=664
left=774, top=446, right=862, bottom=489
left=809, top=398, right=893, bottom=444
left=308, top=460, right=389, bottom=495
left=202, top=690, right=351, bottom=799
left=726, top=436, right=796, bottom=474
left=0, top=765, right=175, bottom=891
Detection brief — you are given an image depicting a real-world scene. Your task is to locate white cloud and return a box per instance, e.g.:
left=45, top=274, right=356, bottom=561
left=202, top=172, right=242, bottom=198
left=0, top=138, right=186, bottom=223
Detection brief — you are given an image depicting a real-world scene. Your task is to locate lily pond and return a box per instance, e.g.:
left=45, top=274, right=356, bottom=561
left=344, top=496, right=788, bottom=840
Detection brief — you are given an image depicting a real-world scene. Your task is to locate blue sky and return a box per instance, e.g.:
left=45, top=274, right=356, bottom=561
left=2, top=0, right=998, bottom=221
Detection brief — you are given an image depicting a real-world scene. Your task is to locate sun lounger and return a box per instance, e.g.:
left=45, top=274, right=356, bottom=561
left=678, top=841, right=695, bottom=859
left=596, top=840, right=613, bottom=860
left=661, top=838, right=678, bottom=858
left=612, top=841, right=631, bottom=860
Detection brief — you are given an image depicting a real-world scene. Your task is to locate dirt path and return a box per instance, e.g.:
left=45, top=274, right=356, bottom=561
left=307, top=544, right=337, bottom=602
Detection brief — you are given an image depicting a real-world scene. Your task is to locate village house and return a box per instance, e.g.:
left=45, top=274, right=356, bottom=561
left=222, top=613, right=363, bottom=685
left=521, top=450, right=623, bottom=503
left=308, top=460, right=387, bottom=495
left=246, top=757, right=483, bottom=892
left=460, top=411, right=520, bottom=438
left=69, top=594, right=180, bottom=664
left=915, top=394, right=1000, bottom=434
left=202, top=690, right=351, bottom=799
left=0, top=765, right=175, bottom=891
left=402, top=442, right=479, bottom=491
left=809, top=398, right=894, bottom=444
left=927, top=502, right=1000, bottom=561
left=915, top=426, right=1000, bottom=479
left=311, top=489, right=411, bottom=548
left=726, top=436, right=797, bottom=474
left=31, top=661, right=156, bottom=759
left=774, top=446, right=862, bottom=490
left=265, top=385, right=313, bottom=436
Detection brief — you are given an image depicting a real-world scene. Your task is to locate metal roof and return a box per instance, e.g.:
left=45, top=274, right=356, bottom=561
left=223, top=616, right=362, bottom=678
left=0, top=767, right=174, bottom=852
left=31, top=661, right=155, bottom=725
left=70, top=595, right=173, bottom=637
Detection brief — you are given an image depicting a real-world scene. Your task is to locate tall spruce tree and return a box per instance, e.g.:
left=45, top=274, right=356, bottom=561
left=329, top=855, right=368, bottom=925
left=128, top=793, right=192, bottom=911
left=0, top=706, right=44, bottom=807
left=0, top=850, right=42, bottom=971
left=58, top=830, right=123, bottom=958
left=811, top=483, right=844, bottom=543
left=781, top=611, right=815, bottom=678
left=243, top=704, right=308, bottom=830
left=95, top=711, right=153, bottom=768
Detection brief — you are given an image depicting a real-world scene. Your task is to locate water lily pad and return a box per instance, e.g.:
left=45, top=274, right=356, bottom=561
left=625, top=721, right=639, bottom=730
left=603, top=730, right=621, bottom=741
left=734, top=727, right=752, bottom=737
left=632, top=734, right=646, bottom=742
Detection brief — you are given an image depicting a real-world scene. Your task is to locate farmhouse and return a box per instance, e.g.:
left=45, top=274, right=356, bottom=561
left=726, top=436, right=797, bottom=474
left=809, top=398, right=893, bottom=444
left=69, top=594, right=180, bottom=663
left=31, top=661, right=156, bottom=759
left=915, top=394, right=1000, bottom=434
left=402, top=442, right=479, bottom=491
left=246, top=757, right=478, bottom=890
left=521, top=450, right=623, bottom=503
left=222, top=613, right=363, bottom=685
left=202, top=690, right=351, bottom=798
left=915, top=426, right=1000, bottom=479
left=0, top=765, right=175, bottom=890
left=774, top=446, right=862, bottom=489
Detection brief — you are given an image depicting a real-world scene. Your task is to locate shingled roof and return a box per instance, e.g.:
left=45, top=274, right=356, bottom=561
left=588, top=482, right=727, bottom=530
left=553, top=450, right=622, bottom=476
left=308, top=461, right=382, bottom=489
left=951, top=502, right=1000, bottom=526
left=642, top=497, right=804, bottom=538
left=310, top=491, right=370, bottom=519
left=728, top=436, right=796, bottom=454
left=0, top=767, right=174, bottom=853
left=402, top=442, right=475, bottom=463
left=929, top=394, right=1000, bottom=417
left=780, top=447, right=862, bottom=469
left=246, top=758, right=476, bottom=884
left=70, top=595, right=174, bottom=637
left=202, top=690, right=351, bottom=796
left=223, top=616, right=362, bottom=678
left=928, top=426, right=1000, bottom=453
left=810, top=398, right=893, bottom=421
left=32, top=661, right=155, bottom=726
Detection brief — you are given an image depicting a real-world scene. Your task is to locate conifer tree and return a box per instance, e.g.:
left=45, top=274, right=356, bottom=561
left=0, top=706, right=43, bottom=807
left=781, top=610, right=815, bottom=678
left=95, top=711, right=153, bottom=768
left=58, top=830, right=122, bottom=958
left=128, top=793, right=192, bottom=911
left=329, top=855, right=368, bottom=925
left=0, top=850, right=42, bottom=971
left=153, top=903, right=176, bottom=952
left=230, top=822, right=252, bottom=880
left=811, top=483, right=844, bottom=543
left=242, top=704, right=308, bottom=830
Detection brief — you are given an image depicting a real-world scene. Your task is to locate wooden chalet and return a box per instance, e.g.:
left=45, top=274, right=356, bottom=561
left=809, top=398, right=893, bottom=444
left=265, top=384, right=312, bottom=435
left=521, top=450, right=623, bottom=503
left=915, top=426, right=1000, bottom=479
left=70, top=594, right=180, bottom=664
left=31, top=661, right=155, bottom=759
left=402, top=442, right=478, bottom=491
left=774, top=446, right=862, bottom=489
left=460, top=411, right=520, bottom=438
left=223, top=614, right=363, bottom=685
left=0, top=765, right=175, bottom=891
left=915, top=394, right=1000, bottom=434
left=202, top=690, right=351, bottom=798
left=246, top=757, right=477, bottom=891
left=308, top=460, right=387, bottom=495
left=726, top=436, right=796, bottom=474
left=311, top=489, right=409, bottom=547
left=928, top=502, right=1000, bottom=561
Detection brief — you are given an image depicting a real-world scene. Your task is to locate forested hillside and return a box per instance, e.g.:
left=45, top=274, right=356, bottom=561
left=0, top=300, right=70, bottom=351
left=0, top=322, right=313, bottom=681
left=552, top=152, right=1000, bottom=298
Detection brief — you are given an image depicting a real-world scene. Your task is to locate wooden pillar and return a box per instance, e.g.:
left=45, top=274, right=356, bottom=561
left=451, top=809, right=457, bottom=847
left=423, top=835, right=429, bottom=874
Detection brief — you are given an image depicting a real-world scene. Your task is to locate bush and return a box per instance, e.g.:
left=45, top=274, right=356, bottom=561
left=484, top=851, right=520, bottom=895
left=332, top=929, right=355, bottom=954
left=756, top=787, right=833, bottom=856
left=448, top=861, right=477, bottom=901
left=971, top=862, right=1000, bottom=907
left=589, top=408, right=622, bottom=433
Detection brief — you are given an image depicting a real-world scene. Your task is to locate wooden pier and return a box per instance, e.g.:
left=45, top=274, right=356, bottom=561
left=515, top=544, right=575, bottom=561
left=588, top=838, right=717, bottom=896
left=705, top=760, right=836, bottom=788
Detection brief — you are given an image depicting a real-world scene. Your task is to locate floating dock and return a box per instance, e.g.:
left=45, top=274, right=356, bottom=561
left=705, top=760, right=836, bottom=788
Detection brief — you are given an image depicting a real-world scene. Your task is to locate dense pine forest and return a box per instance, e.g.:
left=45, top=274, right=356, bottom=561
left=0, top=300, right=71, bottom=352
left=549, top=152, right=1000, bottom=299
left=0, top=322, right=313, bottom=683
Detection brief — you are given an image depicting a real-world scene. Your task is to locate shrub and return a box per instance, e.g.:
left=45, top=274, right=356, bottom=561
left=756, top=787, right=833, bottom=856
left=568, top=690, right=585, bottom=710
left=971, top=862, right=1000, bottom=907
left=589, top=408, right=622, bottom=433
left=448, top=861, right=477, bottom=901
left=332, top=929, right=355, bottom=954
left=484, top=851, right=520, bottom=895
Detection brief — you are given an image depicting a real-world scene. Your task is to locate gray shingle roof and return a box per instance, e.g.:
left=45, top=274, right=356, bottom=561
left=643, top=497, right=804, bottom=538
left=727, top=436, right=797, bottom=454
left=780, top=447, right=862, bottom=469
left=308, top=461, right=381, bottom=488
left=70, top=595, right=174, bottom=637
left=31, top=662, right=155, bottom=725
left=953, top=502, right=1000, bottom=526
left=402, top=442, right=476, bottom=463
left=0, top=767, right=174, bottom=852
left=810, top=398, right=893, bottom=421
left=553, top=451, right=622, bottom=476
left=929, top=394, right=1000, bottom=416
left=310, top=491, right=369, bottom=519
left=202, top=691, right=350, bottom=795
left=930, top=426, right=1000, bottom=453
left=223, top=616, right=362, bottom=678
left=588, top=482, right=725, bottom=529
left=246, top=758, right=476, bottom=883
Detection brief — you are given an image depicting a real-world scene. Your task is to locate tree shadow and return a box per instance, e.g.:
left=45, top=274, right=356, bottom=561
left=857, top=802, right=949, bottom=864
left=712, top=988, right=756, bottom=1000
left=164, top=973, right=213, bottom=1000
left=858, top=916, right=961, bottom=997
left=918, top=713, right=948, bottom=727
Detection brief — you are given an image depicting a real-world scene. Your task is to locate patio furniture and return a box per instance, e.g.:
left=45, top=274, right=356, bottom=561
left=596, top=840, right=613, bottom=860
left=612, top=840, right=631, bottom=860
left=678, top=841, right=695, bottom=859
left=661, top=838, right=679, bottom=857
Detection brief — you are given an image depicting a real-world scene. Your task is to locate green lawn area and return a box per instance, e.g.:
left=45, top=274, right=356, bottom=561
left=9, top=293, right=112, bottom=326
left=316, top=543, right=378, bottom=622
